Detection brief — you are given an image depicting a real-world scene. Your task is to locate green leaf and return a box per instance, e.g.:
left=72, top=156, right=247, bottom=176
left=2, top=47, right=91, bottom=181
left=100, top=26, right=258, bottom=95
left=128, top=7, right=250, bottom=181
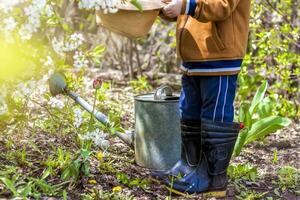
left=239, top=103, right=252, bottom=129
left=244, top=109, right=252, bottom=129
left=130, top=0, right=143, bottom=12
left=116, top=172, right=129, bottom=185
left=0, top=177, right=18, bottom=196
left=227, top=164, right=257, bottom=181
left=63, top=190, right=68, bottom=200
left=0, top=166, right=17, bottom=176
left=92, top=45, right=106, bottom=55
left=274, top=188, right=281, bottom=196
left=233, top=129, right=249, bottom=157
left=82, top=162, right=90, bottom=176
left=61, top=168, right=71, bottom=181
left=129, top=178, right=140, bottom=188
left=272, top=150, right=278, bottom=164
left=80, top=149, right=91, bottom=161
left=249, top=81, right=268, bottom=115
left=239, top=103, right=247, bottom=122
left=18, top=181, right=33, bottom=197
left=245, top=116, right=291, bottom=144
left=42, top=167, right=52, bottom=180
left=257, top=97, right=273, bottom=118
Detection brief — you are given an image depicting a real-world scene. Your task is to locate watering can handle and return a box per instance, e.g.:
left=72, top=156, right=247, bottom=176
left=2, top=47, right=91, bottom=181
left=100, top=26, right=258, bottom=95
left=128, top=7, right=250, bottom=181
left=154, top=85, right=173, bottom=100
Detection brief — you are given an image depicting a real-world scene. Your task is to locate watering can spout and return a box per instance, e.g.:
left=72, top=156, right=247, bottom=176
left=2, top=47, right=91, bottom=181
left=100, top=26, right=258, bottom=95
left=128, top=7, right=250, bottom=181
left=115, top=131, right=134, bottom=147
left=48, top=72, right=134, bottom=148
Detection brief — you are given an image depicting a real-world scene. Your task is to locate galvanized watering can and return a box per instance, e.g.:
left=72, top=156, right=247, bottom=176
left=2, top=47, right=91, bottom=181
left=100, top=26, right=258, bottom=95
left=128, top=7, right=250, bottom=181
left=134, top=86, right=181, bottom=170
left=49, top=73, right=181, bottom=170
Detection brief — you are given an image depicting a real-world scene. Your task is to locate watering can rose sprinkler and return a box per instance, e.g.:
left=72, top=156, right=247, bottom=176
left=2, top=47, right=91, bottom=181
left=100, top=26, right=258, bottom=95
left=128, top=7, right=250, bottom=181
left=48, top=72, right=134, bottom=147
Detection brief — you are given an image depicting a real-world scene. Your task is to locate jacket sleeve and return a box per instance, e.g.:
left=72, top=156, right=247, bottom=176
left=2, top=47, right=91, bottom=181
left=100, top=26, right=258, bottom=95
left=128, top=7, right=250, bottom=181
left=159, top=10, right=178, bottom=22
left=181, top=0, right=240, bottom=22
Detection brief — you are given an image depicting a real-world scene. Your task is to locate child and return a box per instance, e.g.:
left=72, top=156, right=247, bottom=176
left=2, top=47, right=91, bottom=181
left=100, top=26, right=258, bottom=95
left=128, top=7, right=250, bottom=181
left=152, top=0, right=251, bottom=195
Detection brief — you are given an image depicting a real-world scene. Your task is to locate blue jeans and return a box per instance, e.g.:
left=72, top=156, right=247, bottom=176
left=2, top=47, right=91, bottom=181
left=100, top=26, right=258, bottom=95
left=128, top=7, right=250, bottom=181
left=179, top=75, right=238, bottom=123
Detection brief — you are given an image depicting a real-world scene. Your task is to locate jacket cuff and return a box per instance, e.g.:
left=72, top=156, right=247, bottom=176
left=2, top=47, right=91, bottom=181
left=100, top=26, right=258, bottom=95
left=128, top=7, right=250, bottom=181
left=185, top=0, right=197, bottom=15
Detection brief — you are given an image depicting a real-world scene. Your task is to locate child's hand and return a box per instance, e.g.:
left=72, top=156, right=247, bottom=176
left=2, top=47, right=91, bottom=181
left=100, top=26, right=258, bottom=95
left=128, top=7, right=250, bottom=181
left=162, top=0, right=182, bottom=18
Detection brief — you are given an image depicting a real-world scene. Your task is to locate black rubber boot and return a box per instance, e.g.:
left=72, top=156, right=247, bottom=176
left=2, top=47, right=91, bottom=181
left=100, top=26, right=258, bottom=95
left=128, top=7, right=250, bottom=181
left=168, top=119, right=240, bottom=195
left=151, top=119, right=201, bottom=180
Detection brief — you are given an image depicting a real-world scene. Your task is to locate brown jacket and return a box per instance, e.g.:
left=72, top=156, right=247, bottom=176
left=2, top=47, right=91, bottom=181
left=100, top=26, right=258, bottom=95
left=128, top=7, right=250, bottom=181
left=161, top=0, right=251, bottom=63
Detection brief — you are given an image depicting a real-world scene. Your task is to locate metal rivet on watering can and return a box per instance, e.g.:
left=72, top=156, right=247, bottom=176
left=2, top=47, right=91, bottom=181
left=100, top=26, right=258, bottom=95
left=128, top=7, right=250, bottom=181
left=134, top=85, right=181, bottom=170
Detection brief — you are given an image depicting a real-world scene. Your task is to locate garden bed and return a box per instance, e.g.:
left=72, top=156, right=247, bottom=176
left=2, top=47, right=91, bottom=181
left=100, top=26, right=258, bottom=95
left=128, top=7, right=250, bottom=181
left=0, top=74, right=299, bottom=199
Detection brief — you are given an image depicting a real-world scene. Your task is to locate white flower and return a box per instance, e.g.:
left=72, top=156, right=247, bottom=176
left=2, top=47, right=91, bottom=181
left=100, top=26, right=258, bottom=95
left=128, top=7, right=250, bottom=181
left=52, top=37, right=64, bottom=55
left=43, top=56, right=54, bottom=67
left=74, top=108, right=83, bottom=128
left=0, top=0, right=24, bottom=13
left=73, top=51, right=89, bottom=68
left=18, top=0, right=47, bottom=40
left=3, top=17, right=17, bottom=31
left=52, top=33, right=84, bottom=56
left=44, top=4, right=54, bottom=17
left=49, top=97, right=65, bottom=109
left=83, top=77, right=93, bottom=89
left=82, top=129, right=110, bottom=148
left=18, top=24, right=34, bottom=40
left=70, top=32, right=84, bottom=42
left=17, top=83, right=32, bottom=96
left=11, top=79, right=49, bottom=104
left=63, top=33, right=85, bottom=52
left=78, top=0, right=119, bottom=13
left=0, top=97, right=8, bottom=115
left=270, top=12, right=282, bottom=23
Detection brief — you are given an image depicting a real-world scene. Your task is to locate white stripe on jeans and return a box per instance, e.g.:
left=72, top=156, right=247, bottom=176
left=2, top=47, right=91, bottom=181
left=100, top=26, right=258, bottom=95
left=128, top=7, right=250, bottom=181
left=221, top=76, right=229, bottom=122
left=185, top=0, right=190, bottom=14
left=213, top=76, right=222, bottom=121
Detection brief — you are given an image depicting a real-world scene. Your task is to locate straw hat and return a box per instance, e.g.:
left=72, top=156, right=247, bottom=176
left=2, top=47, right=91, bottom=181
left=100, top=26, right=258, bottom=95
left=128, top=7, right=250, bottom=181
left=96, top=0, right=166, bottom=38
